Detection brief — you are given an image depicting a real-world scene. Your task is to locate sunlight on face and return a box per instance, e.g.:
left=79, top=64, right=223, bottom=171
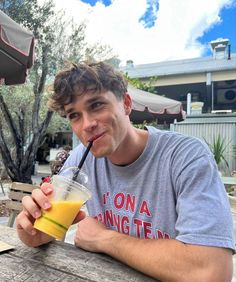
left=64, top=91, right=132, bottom=159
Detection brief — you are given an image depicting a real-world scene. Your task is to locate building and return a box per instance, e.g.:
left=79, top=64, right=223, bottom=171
left=121, top=38, right=236, bottom=114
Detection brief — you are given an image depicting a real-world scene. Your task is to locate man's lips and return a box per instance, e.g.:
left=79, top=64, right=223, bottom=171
left=88, top=132, right=105, bottom=143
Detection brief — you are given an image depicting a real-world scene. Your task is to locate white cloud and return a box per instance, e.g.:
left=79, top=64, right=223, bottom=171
left=51, top=0, right=234, bottom=65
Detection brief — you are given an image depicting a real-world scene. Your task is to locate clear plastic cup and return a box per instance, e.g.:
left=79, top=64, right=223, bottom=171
left=34, top=170, right=91, bottom=240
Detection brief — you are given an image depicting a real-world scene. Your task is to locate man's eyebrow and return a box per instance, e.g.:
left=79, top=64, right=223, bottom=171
left=65, top=107, right=74, bottom=115
left=85, top=96, right=104, bottom=105
left=65, top=96, right=105, bottom=115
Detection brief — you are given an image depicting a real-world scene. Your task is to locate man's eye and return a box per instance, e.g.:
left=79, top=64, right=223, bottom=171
left=68, top=113, right=80, bottom=120
left=91, top=102, right=103, bottom=110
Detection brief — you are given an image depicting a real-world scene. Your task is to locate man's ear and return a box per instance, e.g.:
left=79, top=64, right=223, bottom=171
left=123, top=93, right=132, bottom=115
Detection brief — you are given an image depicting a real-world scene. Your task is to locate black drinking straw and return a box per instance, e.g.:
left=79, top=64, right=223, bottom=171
left=63, top=140, right=93, bottom=199
left=72, top=140, right=93, bottom=181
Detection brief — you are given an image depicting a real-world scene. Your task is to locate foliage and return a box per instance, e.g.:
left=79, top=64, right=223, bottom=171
left=231, top=143, right=236, bottom=173
left=232, top=144, right=236, bottom=158
left=0, top=0, right=118, bottom=183
left=123, top=73, right=158, bottom=94
left=132, top=121, right=158, bottom=129
left=204, top=135, right=230, bottom=169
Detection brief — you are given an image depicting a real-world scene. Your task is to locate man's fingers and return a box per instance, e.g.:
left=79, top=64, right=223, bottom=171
left=73, top=210, right=87, bottom=224
left=31, top=188, right=51, bottom=210
left=16, top=210, right=37, bottom=236
left=21, top=188, right=51, bottom=220
left=41, top=183, right=53, bottom=195
left=21, top=195, right=42, bottom=219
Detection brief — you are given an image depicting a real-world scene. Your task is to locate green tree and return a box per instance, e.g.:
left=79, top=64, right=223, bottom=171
left=123, top=73, right=158, bottom=94
left=0, top=0, right=118, bottom=183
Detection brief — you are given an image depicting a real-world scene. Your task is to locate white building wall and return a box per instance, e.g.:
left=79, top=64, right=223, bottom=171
left=170, top=116, right=236, bottom=174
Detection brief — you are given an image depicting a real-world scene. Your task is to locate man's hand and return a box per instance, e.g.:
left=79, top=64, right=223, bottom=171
left=16, top=183, right=54, bottom=247
left=74, top=216, right=233, bottom=282
left=16, top=182, right=86, bottom=248
left=74, top=217, right=110, bottom=252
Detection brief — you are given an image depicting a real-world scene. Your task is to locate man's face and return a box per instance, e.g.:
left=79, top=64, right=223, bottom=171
left=64, top=91, right=132, bottom=159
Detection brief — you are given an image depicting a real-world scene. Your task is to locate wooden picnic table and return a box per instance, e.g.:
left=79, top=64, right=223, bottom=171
left=0, top=225, right=156, bottom=281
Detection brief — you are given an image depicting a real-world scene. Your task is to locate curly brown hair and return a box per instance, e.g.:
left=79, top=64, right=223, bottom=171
left=48, top=62, right=128, bottom=116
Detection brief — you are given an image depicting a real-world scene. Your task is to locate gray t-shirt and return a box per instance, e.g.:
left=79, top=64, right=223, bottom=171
left=63, top=126, right=235, bottom=252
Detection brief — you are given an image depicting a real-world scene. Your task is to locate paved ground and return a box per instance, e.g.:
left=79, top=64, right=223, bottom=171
left=1, top=164, right=236, bottom=280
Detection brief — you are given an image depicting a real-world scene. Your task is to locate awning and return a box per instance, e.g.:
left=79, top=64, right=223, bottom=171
left=128, top=85, right=186, bottom=124
left=0, top=10, right=35, bottom=85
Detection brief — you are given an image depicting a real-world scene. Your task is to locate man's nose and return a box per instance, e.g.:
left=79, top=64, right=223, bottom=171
left=82, top=113, right=97, bottom=131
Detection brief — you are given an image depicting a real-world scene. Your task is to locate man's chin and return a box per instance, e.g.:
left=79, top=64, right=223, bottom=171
left=91, top=148, right=112, bottom=158
left=91, top=150, right=105, bottom=158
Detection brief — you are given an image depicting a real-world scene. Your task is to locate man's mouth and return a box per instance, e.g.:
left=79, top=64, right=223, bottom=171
left=88, top=132, right=105, bottom=143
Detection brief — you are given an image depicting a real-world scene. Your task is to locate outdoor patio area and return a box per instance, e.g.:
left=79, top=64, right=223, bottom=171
left=1, top=2, right=236, bottom=280
left=1, top=164, right=236, bottom=280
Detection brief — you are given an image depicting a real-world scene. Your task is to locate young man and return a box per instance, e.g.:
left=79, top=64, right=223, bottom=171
left=16, top=62, right=235, bottom=281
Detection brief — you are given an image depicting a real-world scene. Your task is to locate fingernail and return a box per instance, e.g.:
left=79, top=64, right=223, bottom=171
left=43, top=202, right=51, bottom=209
left=45, top=187, right=53, bottom=193
left=34, top=211, right=41, bottom=218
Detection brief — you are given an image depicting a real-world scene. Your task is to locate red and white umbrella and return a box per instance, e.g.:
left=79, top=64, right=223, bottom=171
left=128, top=85, right=186, bottom=124
left=0, top=10, right=35, bottom=85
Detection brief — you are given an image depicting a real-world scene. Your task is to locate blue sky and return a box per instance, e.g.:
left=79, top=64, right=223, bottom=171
left=53, top=0, right=236, bottom=65
left=80, top=0, right=112, bottom=5
left=200, top=4, right=236, bottom=55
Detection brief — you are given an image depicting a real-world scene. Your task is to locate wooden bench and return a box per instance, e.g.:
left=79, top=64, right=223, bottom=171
left=228, top=195, right=236, bottom=213
left=6, top=182, right=39, bottom=227
left=221, top=177, right=236, bottom=186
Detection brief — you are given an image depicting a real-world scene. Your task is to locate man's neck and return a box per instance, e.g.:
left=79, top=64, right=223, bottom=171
left=107, top=127, right=149, bottom=166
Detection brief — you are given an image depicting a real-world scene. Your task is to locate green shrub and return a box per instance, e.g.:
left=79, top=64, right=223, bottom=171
left=204, top=135, right=230, bottom=169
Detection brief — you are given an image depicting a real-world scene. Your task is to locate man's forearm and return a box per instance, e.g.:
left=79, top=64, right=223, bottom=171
left=99, top=230, right=233, bottom=282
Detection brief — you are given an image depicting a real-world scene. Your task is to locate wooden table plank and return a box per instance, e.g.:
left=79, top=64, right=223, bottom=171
left=0, top=254, right=82, bottom=281
left=0, top=225, right=156, bottom=282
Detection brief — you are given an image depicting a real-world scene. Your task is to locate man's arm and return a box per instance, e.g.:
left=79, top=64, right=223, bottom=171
left=75, top=217, right=233, bottom=282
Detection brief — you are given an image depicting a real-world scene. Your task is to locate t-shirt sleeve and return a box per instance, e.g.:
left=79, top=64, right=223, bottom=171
left=173, top=141, right=235, bottom=253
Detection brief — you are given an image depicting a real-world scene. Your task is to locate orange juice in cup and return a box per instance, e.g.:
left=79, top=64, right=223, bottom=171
left=34, top=173, right=91, bottom=240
